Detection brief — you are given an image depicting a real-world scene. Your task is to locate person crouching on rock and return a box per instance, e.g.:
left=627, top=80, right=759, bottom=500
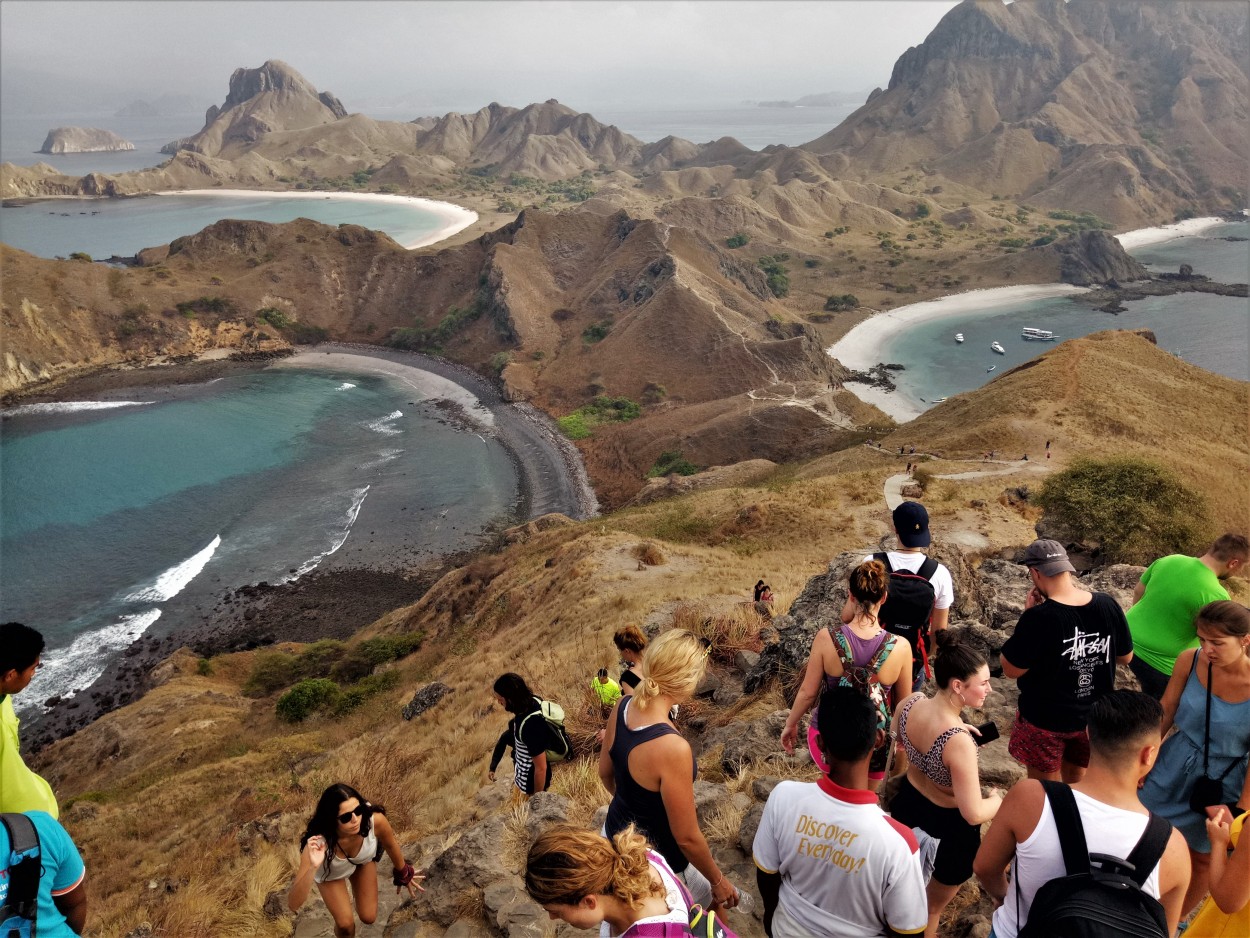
left=288, top=783, right=423, bottom=937
left=526, top=824, right=692, bottom=936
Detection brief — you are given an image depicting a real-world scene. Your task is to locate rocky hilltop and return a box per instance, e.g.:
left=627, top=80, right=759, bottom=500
left=161, top=59, right=349, bottom=157
left=38, top=126, right=135, bottom=154
left=802, top=0, right=1249, bottom=226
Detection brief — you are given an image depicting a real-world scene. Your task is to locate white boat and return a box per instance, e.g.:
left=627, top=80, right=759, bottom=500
left=991, top=341, right=1006, bottom=354
left=1022, top=327, right=1059, bottom=341
left=931, top=397, right=948, bottom=403
left=986, top=365, right=996, bottom=372
left=955, top=333, right=965, bottom=343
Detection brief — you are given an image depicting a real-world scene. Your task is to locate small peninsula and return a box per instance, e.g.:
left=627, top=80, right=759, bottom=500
left=38, top=126, right=135, bottom=154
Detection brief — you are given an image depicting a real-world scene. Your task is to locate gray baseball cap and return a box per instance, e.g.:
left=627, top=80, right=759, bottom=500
left=1020, top=539, right=1076, bottom=576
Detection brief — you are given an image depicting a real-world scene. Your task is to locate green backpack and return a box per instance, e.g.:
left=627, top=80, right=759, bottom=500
left=519, top=697, right=573, bottom=764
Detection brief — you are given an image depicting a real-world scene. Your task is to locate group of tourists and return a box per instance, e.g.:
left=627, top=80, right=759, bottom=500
left=4, top=514, right=1247, bottom=938
left=762, top=514, right=1249, bottom=938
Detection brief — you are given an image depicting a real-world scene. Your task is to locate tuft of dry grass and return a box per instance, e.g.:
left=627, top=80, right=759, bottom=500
left=632, top=540, right=668, bottom=566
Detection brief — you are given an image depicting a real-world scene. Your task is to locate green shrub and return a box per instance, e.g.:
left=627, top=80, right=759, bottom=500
left=490, top=351, right=512, bottom=375
left=333, top=671, right=401, bottom=715
left=582, top=321, right=612, bottom=343
left=556, top=413, right=589, bottom=439
left=255, top=307, right=292, bottom=329
left=243, top=651, right=300, bottom=697
left=824, top=294, right=860, bottom=312
left=196, top=658, right=213, bottom=676
left=69, top=251, right=92, bottom=262
left=1036, top=457, right=1214, bottom=564
left=726, top=233, right=750, bottom=248
left=359, top=632, right=425, bottom=664
left=648, top=450, right=699, bottom=477
left=276, top=678, right=342, bottom=723
left=289, top=323, right=328, bottom=344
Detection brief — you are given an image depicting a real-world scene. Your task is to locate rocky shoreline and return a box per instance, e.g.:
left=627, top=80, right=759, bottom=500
left=1083, top=274, right=1249, bottom=314
left=15, top=342, right=598, bottom=752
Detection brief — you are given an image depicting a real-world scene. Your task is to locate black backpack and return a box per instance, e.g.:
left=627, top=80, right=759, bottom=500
left=1017, top=781, right=1171, bottom=938
left=873, top=552, right=938, bottom=680
left=1, top=812, right=41, bottom=937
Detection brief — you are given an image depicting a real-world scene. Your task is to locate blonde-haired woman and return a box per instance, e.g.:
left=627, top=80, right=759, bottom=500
left=526, top=824, right=690, bottom=935
left=599, top=629, right=739, bottom=912
left=781, top=559, right=913, bottom=789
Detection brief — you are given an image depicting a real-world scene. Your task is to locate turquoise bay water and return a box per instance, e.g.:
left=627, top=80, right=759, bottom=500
left=0, top=192, right=449, bottom=259
left=0, top=369, right=517, bottom=710
left=878, top=222, right=1250, bottom=409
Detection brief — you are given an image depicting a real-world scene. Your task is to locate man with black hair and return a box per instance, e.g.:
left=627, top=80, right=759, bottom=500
left=1, top=622, right=58, bottom=816
left=754, top=685, right=926, bottom=937
left=974, top=690, right=1191, bottom=938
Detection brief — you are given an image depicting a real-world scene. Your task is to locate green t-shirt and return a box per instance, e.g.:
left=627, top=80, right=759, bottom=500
left=1126, top=555, right=1229, bottom=676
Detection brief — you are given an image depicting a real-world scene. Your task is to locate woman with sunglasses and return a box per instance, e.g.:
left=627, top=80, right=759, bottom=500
left=600, top=629, right=741, bottom=913
left=288, top=783, right=424, bottom=937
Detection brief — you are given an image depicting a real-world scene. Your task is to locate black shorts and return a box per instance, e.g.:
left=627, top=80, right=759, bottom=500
left=888, top=775, right=981, bottom=886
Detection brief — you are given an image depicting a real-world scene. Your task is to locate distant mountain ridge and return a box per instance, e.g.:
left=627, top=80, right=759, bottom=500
left=801, top=0, right=1249, bottom=223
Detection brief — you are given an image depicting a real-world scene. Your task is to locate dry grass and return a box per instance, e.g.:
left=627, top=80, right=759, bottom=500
left=34, top=349, right=1248, bottom=936
left=632, top=540, right=668, bottom=566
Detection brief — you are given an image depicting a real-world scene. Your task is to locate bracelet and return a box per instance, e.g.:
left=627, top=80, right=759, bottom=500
left=712, top=876, right=726, bottom=890
left=393, top=863, right=416, bottom=887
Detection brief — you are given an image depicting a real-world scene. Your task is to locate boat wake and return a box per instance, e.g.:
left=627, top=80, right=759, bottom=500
left=336, top=382, right=357, bottom=391
left=359, top=449, right=403, bottom=470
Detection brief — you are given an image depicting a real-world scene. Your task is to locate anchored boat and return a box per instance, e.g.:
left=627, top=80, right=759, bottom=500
left=955, top=333, right=965, bottom=343
left=1022, top=327, right=1059, bottom=341
left=991, top=341, right=1006, bottom=354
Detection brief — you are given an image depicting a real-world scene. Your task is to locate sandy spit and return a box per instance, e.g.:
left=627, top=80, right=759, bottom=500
left=154, top=188, right=479, bottom=249
left=1113, top=216, right=1227, bottom=251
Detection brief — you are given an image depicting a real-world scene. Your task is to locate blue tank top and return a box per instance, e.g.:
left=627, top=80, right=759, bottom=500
left=604, top=697, right=697, bottom=872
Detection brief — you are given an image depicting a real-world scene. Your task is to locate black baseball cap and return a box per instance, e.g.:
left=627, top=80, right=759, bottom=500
left=892, top=501, right=930, bottom=548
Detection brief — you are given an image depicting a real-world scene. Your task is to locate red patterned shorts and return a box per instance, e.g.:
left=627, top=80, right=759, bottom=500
left=1008, top=711, right=1090, bottom=774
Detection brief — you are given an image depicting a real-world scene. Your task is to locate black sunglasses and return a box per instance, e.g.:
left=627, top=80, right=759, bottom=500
left=337, top=805, right=365, bottom=824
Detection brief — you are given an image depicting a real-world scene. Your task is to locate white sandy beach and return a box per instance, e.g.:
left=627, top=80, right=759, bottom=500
left=155, top=189, right=478, bottom=249
left=828, top=215, right=1237, bottom=422
left=1114, top=216, right=1226, bottom=250
left=272, top=350, right=495, bottom=428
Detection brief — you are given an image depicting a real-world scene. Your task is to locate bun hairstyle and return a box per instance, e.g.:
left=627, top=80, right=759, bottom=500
left=634, top=629, right=707, bottom=707
left=613, top=625, right=649, bottom=655
left=1196, top=600, right=1250, bottom=653
left=849, top=560, right=889, bottom=608
left=525, top=824, right=662, bottom=910
left=932, top=629, right=987, bottom=688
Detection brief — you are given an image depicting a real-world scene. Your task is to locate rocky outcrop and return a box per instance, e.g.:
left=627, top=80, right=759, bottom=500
left=802, top=0, right=1250, bottom=226
left=39, top=127, right=135, bottom=154
left=162, top=60, right=349, bottom=158
left=1045, top=229, right=1150, bottom=286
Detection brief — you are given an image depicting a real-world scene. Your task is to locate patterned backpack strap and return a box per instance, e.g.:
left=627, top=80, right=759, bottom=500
left=831, top=627, right=856, bottom=673
left=867, top=631, right=897, bottom=677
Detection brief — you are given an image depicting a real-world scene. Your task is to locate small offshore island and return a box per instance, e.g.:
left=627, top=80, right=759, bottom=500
left=38, top=126, right=135, bottom=154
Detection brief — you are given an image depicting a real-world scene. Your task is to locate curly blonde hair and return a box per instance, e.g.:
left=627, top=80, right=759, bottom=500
left=634, top=628, right=707, bottom=706
left=525, top=824, right=662, bottom=909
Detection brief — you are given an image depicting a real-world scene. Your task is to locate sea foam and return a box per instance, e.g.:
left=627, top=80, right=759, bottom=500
left=365, top=410, right=404, bottom=435
left=34, top=608, right=162, bottom=709
left=125, top=535, right=222, bottom=602
left=5, top=400, right=153, bottom=417
left=283, top=486, right=370, bottom=582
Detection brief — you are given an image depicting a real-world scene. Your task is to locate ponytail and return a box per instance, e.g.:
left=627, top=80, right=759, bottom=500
left=525, top=824, right=661, bottom=910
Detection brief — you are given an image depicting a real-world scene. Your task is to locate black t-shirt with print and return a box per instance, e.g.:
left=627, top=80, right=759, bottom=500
left=1002, top=592, right=1133, bottom=732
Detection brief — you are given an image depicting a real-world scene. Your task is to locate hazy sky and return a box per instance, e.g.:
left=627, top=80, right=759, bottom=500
left=2, top=1, right=962, bottom=115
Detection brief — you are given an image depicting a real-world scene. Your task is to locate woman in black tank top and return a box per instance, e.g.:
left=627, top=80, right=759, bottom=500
left=598, top=629, right=742, bottom=913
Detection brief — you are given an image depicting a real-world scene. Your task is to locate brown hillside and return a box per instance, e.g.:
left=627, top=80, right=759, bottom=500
left=874, top=329, right=1250, bottom=532
left=802, top=0, right=1249, bottom=226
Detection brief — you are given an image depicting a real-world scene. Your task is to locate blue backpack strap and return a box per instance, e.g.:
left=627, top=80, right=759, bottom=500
left=1, top=812, right=41, bottom=922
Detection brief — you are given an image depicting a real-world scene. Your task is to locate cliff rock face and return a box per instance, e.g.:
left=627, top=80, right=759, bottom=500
left=802, top=0, right=1249, bottom=225
left=39, top=127, right=135, bottom=154
left=162, top=60, right=349, bottom=158
left=1049, top=229, right=1149, bottom=286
